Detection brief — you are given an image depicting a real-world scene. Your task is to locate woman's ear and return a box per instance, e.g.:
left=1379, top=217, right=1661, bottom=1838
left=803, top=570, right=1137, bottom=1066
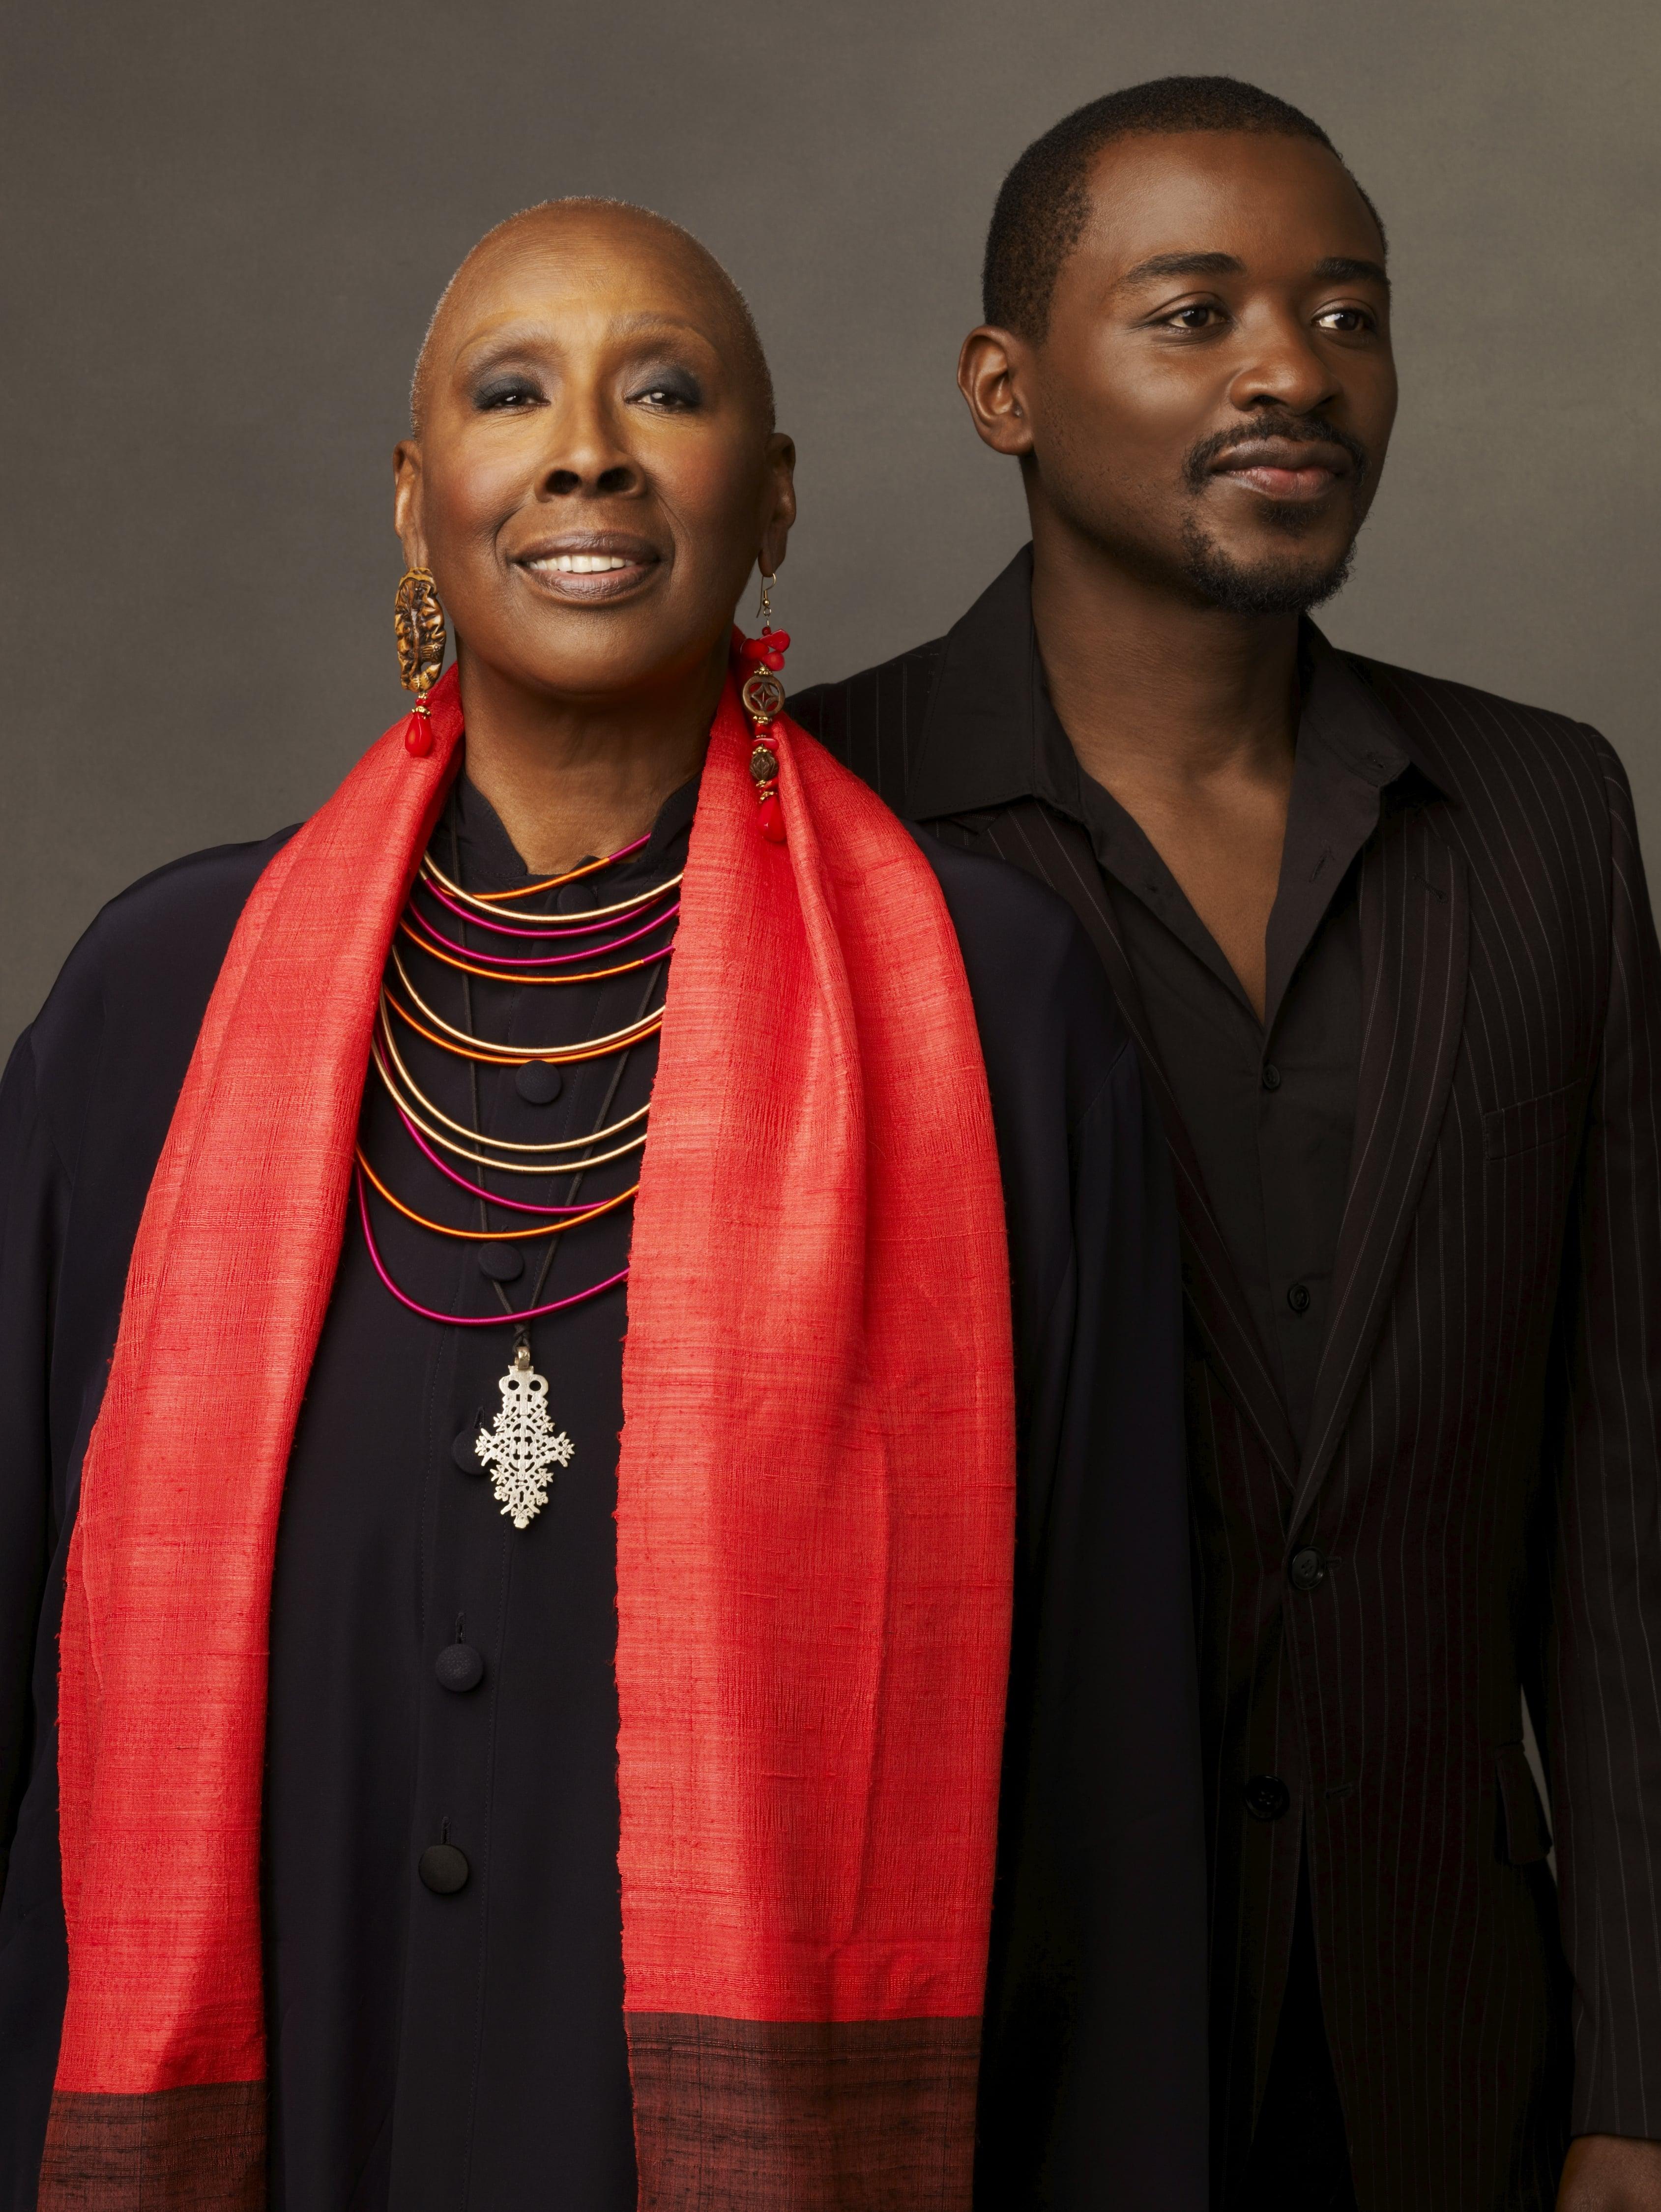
left=393, top=440, right=429, bottom=570
left=759, top=432, right=797, bottom=576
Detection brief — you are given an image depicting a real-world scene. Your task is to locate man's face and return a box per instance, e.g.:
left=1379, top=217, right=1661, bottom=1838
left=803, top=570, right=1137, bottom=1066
left=965, top=130, right=1398, bottom=615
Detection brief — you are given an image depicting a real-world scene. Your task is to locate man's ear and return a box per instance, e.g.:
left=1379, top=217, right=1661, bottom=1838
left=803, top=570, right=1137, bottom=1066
left=393, top=440, right=429, bottom=570
left=958, top=327, right=1037, bottom=458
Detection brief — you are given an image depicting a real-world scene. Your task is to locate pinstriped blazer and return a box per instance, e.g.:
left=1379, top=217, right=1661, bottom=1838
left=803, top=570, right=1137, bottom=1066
left=790, top=552, right=1661, bottom=2212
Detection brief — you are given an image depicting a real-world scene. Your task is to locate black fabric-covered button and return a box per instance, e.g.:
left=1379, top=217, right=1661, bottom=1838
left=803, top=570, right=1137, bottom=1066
left=453, top=1411, right=485, bottom=1473
left=1244, top=1775, right=1291, bottom=1822
left=1261, top=1062, right=1282, bottom=1092
left=516, top=1061, right=564, bottom=1105
left=436, top=1641, right=485, bottom=1693
left=419, top=1841, right=470, bottom=1893
left=478, top=1242, right=525, bottom=1282
left=1290, top=1548, right=1328, bottom=1592
left=1286, top=1282, right=1312, bottom=1315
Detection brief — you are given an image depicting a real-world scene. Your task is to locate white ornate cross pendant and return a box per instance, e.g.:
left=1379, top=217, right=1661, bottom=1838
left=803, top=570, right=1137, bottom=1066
left=474, top=1340, right=575, bottom=1529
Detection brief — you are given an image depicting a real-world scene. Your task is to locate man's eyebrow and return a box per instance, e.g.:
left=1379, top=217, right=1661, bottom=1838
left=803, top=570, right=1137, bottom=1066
left=1119, top=251, right=1245, bottom=286
left=1116, top=250, right=1391, bottom=291
left=1313, top=255, right=1391, bottom=290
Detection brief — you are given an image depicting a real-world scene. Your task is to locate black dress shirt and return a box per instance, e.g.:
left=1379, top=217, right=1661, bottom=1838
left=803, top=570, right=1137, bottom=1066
left=792, top=552, right=1435, bottom=2209
left=1024, top=643, right=1411, bottom=1451
left=0, top=761, right=1208, bottom=2211
left=1029, top=620, right=1415, bottom=2212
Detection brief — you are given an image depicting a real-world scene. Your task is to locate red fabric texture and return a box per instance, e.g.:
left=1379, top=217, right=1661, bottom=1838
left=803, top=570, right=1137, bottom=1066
left=55, top=673, right=466, bottom=2096
left=617, top=690, right=1014, bottom=2025
left=50, top=660, right=1013, bottom=2155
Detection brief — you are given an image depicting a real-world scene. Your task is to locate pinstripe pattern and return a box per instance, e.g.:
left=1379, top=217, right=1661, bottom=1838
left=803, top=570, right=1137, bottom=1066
left=791, top=626, right=1661, bottom=2211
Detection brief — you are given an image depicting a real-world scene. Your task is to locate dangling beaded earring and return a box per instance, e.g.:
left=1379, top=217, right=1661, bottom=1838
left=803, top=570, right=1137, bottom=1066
left=738, top=571, right=790, bottom=844
left=395, top=567, right=447, bottom=756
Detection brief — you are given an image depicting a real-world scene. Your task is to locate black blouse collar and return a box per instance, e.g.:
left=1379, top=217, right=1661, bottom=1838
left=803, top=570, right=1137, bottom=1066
left=445, top=770, right=700, bottom=895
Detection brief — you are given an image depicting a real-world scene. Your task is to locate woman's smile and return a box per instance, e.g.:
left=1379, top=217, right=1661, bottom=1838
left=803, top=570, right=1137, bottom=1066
left=510, top=528, right=664, bottom=604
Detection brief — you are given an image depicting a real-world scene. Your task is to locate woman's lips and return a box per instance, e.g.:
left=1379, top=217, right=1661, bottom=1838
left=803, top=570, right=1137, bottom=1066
left=516, top=549, right=660, bottom=602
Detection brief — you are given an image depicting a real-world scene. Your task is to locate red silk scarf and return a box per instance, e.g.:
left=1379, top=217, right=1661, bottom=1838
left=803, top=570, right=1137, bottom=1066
left=41, top=661, right=1015, bottom=2211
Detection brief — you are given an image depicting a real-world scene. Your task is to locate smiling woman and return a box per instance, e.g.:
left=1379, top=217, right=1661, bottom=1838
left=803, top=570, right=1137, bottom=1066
left=0, top=200, right=1206, bottom=2212
left=396, top=201, right=794, bottom=871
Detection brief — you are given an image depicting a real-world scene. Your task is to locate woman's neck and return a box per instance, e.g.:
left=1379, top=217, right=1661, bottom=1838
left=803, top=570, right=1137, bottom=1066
left=454, top=643, right=725, bottom=874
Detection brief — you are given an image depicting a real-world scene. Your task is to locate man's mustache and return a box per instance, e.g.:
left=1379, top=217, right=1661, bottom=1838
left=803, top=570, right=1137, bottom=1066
left=1183, top=412, right=1370, bottom=491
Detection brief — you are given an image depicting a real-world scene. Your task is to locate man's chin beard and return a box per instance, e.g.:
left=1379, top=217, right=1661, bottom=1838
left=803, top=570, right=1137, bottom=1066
left=1177, top=517, right=1358, bottom=618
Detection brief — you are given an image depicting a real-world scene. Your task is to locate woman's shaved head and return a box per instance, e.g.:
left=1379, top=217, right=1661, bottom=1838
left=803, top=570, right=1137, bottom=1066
left=410, top=199, right=774, bottom=438
left=392, top=193, right=795, bottom=725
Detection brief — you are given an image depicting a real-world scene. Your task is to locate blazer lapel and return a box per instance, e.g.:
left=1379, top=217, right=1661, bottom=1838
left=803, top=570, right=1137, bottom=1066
left=965, top=797, right=1301, bottom=1493
left=1289, top=806, right=1469, bottom=1533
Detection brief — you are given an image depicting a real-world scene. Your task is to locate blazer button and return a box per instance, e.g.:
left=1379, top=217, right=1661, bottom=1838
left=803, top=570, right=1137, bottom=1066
left=453, top=1415, right=486, bottom=1473
left=1244, top=1774, right=1292, bottom=1822
left=1286, top=1282, right=1312, bottom=1315
left=1261, top=1063, right=1282, bottom=1092
left=419, top=1841, right=470, bottom=1894
left=435, top=1641, right=485, bottom=1693
left=478, top=1242, right=525, bottom=1283
left=515, top=1060, right=563, bottom=1105
left=1289, top=1547, right=1328, bottom=1592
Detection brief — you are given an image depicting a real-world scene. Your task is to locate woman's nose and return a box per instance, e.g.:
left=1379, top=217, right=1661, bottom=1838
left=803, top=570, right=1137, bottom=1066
left=535, top=397, right=641, bottom=498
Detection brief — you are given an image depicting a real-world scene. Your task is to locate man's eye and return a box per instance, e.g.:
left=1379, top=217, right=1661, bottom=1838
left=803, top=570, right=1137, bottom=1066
left=1164, top=304, right=1223, bottom=332
left=1316, top=307, right=1372, bottom=334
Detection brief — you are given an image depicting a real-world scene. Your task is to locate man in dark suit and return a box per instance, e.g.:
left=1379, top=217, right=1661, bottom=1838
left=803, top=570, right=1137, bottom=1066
left=790, top=76, right=1661, bottom=2212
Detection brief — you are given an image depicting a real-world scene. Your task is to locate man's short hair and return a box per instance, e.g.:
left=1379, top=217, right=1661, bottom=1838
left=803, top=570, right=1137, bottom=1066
left=983, top=75, right=1385, bottom=341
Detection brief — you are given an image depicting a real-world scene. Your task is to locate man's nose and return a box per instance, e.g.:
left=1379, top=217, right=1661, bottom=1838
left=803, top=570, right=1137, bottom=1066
left=1224, top=312, right=1339, bottom=419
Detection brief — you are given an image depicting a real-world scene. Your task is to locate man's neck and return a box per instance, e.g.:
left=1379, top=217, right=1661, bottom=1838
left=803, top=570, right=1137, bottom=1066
left=1028, top=511, right=1302, bottom=803
left=1026, top=506, right=1304, bottom=1021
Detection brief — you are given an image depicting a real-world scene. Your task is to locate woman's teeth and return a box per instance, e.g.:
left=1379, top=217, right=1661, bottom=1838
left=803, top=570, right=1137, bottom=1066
left=534, top=553, right=634, bottom=574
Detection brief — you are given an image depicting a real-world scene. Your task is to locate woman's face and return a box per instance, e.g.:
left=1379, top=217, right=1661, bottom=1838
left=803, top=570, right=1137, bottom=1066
left=395, top=209, right=795, bottom=708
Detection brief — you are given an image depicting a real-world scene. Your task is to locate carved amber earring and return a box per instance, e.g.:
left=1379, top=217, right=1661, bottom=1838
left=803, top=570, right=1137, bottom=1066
left=394, top=567, right=447, bottom=756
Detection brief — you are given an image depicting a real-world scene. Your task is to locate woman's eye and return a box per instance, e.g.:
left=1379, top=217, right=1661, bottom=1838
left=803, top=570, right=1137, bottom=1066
left=1316, top=307, right=1373, bottom=335
left=630, top=370, right=702, bottom=411
left=474, top=378, right=541, bottom=411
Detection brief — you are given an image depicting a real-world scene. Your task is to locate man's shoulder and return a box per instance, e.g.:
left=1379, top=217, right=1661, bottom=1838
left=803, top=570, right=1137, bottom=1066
left=1342, top=648, right=1620, bottom=811
left=787, top=635, right=949, bottom=802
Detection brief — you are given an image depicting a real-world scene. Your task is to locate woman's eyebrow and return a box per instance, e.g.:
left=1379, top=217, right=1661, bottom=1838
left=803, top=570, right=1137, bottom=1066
left=453, top=323, right=557, bottom=368
left=455, top=313, right=714, bottom=367
left=609, top=312, right=716, bottom=344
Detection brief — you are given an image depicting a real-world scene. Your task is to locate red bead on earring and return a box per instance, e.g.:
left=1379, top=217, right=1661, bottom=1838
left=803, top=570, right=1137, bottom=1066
left=395, top=566, right=446, bottom=757
left=740, top=572, right=790, bottom=844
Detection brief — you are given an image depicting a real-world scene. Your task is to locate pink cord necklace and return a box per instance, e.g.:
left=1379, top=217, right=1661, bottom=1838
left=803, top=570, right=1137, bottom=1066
left=357, top=808, right=675, bottom=1526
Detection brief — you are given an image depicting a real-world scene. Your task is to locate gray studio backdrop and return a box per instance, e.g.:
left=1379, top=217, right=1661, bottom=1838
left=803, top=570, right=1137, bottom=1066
left=4, top=0, right=1658, bottom=1049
